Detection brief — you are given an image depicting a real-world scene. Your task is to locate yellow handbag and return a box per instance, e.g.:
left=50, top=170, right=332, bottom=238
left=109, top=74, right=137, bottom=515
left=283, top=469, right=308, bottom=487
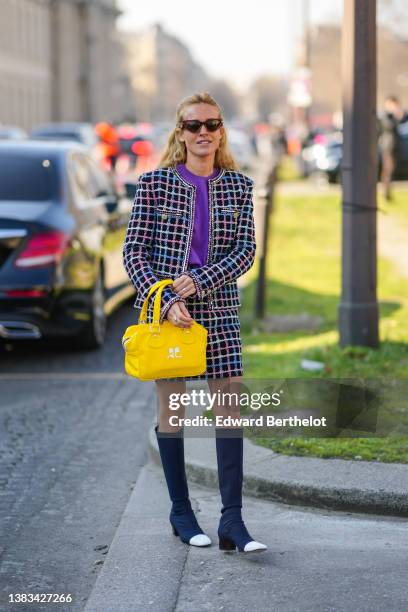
left=122, top=279, right=208, bottom=381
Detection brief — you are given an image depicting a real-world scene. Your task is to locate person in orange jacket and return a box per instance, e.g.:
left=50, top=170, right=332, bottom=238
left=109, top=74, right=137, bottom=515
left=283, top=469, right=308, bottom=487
left=95, top=122, right=120, bottom=171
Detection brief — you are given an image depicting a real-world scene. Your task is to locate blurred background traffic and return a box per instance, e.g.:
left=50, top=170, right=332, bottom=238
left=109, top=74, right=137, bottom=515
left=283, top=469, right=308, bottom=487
left=0, top=0, right=407, bottom=353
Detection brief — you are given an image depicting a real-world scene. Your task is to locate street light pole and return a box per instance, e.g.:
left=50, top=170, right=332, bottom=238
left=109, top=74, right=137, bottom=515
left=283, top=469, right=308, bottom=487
left=301, top=0, right=311, bottom=128
left=339, top=0, right=379, bottom=348
left=302, top=0, right=311, bottom=68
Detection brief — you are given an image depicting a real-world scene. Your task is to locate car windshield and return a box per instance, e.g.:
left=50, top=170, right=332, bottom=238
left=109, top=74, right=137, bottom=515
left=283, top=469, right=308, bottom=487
left=0, top=155, right=58, bottom=201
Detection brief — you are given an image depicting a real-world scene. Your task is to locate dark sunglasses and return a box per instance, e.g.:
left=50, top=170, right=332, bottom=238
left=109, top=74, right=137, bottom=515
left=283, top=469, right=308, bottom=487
left=179, top=119, right=223, bottom=133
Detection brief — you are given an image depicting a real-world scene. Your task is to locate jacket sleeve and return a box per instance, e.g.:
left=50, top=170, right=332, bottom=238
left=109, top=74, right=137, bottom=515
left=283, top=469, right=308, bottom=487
left=184, top=180, right=256, bottom=297
left=123, top=174, right=185, bottom=323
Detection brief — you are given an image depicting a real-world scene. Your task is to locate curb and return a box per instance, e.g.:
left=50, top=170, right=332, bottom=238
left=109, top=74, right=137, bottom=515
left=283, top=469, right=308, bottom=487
left=149, top=424, right=408, bottom=518
left=84, top=462, right=189, bottom=612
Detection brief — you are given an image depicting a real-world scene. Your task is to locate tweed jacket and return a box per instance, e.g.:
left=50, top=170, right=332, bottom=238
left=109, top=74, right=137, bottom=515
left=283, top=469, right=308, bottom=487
left=122, top=165, right=256, bottom=323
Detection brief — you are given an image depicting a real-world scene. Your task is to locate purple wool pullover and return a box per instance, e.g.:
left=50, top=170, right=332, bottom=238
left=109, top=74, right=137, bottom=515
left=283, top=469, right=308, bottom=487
left=176, top=163, right=220, bottom=267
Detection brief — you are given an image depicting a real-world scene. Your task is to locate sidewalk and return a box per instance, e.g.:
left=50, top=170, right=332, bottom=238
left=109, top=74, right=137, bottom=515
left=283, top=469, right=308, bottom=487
left=84, top=461, right=188, bottom=612
left=84, top=419, right=408, bottom=612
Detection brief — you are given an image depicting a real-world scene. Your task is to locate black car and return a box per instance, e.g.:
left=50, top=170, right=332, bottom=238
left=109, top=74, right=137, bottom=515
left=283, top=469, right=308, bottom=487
left=0, top=141, right=135, bottom=349
left=30, top=122, right=98, bottom=149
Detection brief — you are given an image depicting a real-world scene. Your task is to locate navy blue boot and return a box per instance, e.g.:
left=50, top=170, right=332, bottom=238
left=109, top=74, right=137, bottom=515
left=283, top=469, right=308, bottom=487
left=216, top=427, right=267, bottom=553
left=155, top=425, right=211, bottom=547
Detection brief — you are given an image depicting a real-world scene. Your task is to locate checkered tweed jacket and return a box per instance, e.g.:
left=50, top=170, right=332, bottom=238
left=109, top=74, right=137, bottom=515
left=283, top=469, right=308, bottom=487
left=122, top=165, right=256, bottom=323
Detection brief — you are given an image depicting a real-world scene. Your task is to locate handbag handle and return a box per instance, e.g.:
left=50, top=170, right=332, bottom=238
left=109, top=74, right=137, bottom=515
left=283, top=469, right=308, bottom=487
left=139, top=279, right=174, bottom=328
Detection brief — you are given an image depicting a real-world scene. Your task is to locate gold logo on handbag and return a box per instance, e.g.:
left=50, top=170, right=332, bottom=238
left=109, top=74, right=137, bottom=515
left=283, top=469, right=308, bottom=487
left=122, top=279, right=208, bottom=381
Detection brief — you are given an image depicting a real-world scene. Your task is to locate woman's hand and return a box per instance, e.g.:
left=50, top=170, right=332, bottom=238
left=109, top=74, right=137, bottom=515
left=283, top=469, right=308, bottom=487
left=167, top=301, right=193, bottom=328
left=172, top=274, right=196, bottom=298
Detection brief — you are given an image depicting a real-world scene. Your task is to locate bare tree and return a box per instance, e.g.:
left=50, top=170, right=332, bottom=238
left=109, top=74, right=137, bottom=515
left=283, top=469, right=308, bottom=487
left=208, top=80, right=240, bottom=120
left=250, top=75, right=288, bottom=121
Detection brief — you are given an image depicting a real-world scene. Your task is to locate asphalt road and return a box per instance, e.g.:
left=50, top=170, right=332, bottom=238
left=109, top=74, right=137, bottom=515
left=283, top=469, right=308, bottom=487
left=0, top=299, right=156, bottom=611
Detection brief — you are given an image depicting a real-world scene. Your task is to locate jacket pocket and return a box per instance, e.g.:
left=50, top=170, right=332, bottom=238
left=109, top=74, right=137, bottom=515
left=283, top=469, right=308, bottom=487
left=213, top=209, right=240, bottom=246
left=218, top=207, right=240, bottom=218
left=156, top=206, right=185, bottom=219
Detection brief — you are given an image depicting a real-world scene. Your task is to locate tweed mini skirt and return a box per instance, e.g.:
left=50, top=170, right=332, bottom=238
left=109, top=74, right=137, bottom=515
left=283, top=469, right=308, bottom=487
left=133, top=294, right=243, bottom=381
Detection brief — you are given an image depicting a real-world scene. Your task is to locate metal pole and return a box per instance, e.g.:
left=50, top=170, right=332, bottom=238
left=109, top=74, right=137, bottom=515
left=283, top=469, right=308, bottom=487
left=255, top=166, right=277, bottom=320
left=302, top=0, right=311, bottom=127
left=78, top=0, right=92, bottom=122
left=302, top=0, right=311, bottom=67
left=339, top=0, right=379, bottom=348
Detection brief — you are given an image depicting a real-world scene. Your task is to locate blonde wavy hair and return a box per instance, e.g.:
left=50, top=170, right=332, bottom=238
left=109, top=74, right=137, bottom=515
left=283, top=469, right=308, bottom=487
left=158, top=92, right=239, bottom=170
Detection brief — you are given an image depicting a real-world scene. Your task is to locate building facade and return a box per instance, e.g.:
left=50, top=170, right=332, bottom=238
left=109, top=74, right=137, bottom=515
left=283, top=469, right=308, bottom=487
left=0, top=0, right=132, bottom=130
left=0, top=0, right=52, bottom=129
left=121, top=23, right=210, bottom=122
left=308, top=23, right=408, bottom=118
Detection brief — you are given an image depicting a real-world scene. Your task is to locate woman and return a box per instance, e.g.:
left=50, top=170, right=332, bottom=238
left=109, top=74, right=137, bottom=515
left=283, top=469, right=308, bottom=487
left=123, top=92, right=266, bottom=554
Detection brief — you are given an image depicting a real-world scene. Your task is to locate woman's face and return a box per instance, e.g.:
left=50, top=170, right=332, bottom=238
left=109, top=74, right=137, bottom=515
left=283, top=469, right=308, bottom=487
left=178, top=103, right=224, bottom=162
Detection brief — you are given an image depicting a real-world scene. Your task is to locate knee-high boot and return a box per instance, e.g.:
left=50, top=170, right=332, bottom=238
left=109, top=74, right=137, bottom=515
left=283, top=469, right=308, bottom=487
left=215, top=427, right=267, bottom=553
left=155, top=425, right=211, bottom=547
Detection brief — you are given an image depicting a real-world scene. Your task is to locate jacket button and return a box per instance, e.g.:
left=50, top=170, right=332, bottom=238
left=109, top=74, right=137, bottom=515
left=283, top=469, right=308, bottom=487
left=161, top=214, right=168, bottom=220
left=234, top=211, right=239, bottom=219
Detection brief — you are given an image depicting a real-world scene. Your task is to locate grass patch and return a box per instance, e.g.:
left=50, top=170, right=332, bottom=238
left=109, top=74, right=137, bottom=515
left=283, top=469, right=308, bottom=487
left=245, top=435, right=408, bottom=463
left=276, top=155, right=303, bottom=182
left=240, top=187, right=408, bottom=462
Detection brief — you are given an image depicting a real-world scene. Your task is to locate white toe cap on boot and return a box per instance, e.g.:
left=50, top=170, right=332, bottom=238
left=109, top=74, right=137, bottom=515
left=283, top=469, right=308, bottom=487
left=189, top=534, right=212, bottom=547
left=243, top=540, right=267, bottom=552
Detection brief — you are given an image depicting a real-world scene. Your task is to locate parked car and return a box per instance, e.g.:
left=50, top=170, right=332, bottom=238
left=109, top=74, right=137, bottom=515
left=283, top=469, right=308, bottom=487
left=227, top=128, right=253, bottom=171
left=0, top=141, right=135, bottom=349
left=0, top=125, right=27, bottom=140
left=302, top=119, right=408, bottom=184
left=30, top=122, right=98, bottom=151
left=301, top=135, right=343, bottom=184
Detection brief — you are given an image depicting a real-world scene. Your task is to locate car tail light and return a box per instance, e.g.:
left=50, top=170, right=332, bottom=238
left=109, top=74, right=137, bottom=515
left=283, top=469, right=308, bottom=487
left=5, top=289, right=47, bottom=297
left=14, top=231, right=70, bottom=268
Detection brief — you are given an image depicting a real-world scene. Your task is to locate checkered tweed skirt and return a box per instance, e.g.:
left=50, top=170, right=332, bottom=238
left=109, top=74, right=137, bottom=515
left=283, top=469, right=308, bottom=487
left=133, top=297, right=243, bottom=381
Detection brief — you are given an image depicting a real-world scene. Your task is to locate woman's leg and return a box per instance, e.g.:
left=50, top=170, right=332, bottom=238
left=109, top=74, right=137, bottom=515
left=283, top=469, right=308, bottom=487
left=155, top=380, right=187, bottom=433
left=381, top=150, right=395, bottom=201
left=154, top=379, right=211, bottom=547
left=207, top=376, right=242, bottom=424
left=208, top=377, right=267, bottom=553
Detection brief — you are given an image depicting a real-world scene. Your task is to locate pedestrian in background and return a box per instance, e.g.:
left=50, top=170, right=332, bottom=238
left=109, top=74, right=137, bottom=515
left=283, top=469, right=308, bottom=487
left=123, top=92, right=267, bottom=554
left=95, top=121, right=120, bottom=172
left=378, top=95, right=406, bottom=200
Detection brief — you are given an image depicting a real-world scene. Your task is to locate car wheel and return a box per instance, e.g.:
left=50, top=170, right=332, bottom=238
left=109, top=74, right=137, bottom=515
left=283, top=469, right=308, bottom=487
left=75, top=270, right=107, bottom=350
